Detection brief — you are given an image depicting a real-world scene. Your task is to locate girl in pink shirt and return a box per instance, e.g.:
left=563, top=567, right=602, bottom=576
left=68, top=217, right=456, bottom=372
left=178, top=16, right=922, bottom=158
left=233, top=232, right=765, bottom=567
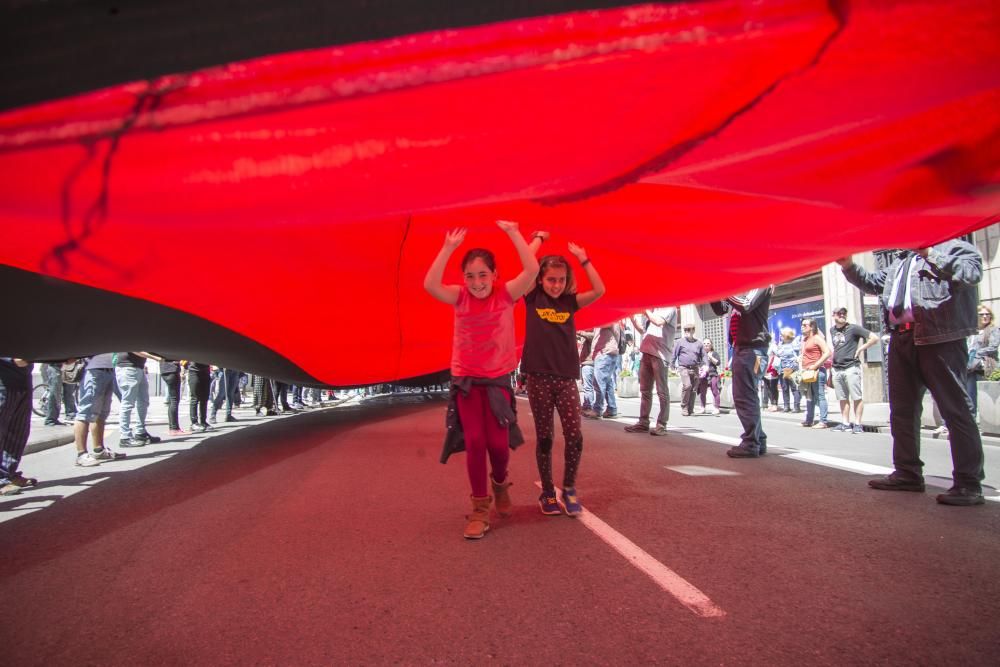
left=424, top=220, right=539, bottom=539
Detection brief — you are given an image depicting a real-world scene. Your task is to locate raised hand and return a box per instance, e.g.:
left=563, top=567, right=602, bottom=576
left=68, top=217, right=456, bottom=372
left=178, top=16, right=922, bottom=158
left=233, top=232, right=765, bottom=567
left=531, top=230, right=550, bottom=242
left=568, top=242, right=588, bottom=262
left=496, top=219, right=520, bottom=234
left=443, top=228, right=466, bottom=250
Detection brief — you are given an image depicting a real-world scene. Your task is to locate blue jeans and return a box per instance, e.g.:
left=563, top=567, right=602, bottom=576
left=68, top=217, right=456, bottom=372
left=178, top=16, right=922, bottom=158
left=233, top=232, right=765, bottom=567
left=580, top=365, right=596, bottom=409
left=803, top=368, right=829, bottom=425
left=592, top=353, right=618, bottom=415
left=211, top=369, right=240, bottom=417
left=731, top=347, right=767, bottom=452
left=115, top=366, right=149, bottom=439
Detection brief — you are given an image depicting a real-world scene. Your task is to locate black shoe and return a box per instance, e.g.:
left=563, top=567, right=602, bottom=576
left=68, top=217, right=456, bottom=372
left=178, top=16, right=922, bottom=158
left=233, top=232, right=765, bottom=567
left=144, top=434, right=161, bottom=444
left=602, top=411, right=617, bottom=418
left=936, top=486, right=984, bottom=506
left=868, top=474, right=925, bottom=492
left=44, top=419, right=65, bottom=426
left=119, top=437, right=144, bottom=448
left=225, top=415, right=238, bottom=422
left=726, top=445, right=759, bottom=458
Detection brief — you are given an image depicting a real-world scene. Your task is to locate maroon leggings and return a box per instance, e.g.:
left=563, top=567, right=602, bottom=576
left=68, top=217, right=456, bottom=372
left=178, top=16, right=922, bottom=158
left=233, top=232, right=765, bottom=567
left=456, top=385, right=511, bottom=497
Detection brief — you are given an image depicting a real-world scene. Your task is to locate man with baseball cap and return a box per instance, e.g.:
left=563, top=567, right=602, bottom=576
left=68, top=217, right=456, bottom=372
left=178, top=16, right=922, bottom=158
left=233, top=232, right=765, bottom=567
left=828, top=307, right=879, bottom=434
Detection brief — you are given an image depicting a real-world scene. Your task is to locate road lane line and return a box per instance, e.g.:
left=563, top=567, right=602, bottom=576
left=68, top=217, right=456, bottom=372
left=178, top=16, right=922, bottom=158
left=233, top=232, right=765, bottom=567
left=536, top=482, right=725, bottom=619
left=780, top=451, right=892, bottom=476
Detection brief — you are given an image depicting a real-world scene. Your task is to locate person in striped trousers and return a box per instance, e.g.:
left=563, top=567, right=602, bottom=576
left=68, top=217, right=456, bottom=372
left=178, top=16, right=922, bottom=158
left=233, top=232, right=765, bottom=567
left=0, top=357, right=34, bottom=496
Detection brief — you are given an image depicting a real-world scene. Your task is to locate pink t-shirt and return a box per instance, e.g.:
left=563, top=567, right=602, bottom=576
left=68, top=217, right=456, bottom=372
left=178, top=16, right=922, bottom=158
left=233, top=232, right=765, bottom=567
left=802, top=334, right=824, bottom=367
left=451, top=284, right=516, bottom=378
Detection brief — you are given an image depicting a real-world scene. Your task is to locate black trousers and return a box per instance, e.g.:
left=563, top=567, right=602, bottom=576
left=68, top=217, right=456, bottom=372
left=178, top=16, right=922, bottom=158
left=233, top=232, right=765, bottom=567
left=888, top=330, right=984, bottom=488
left=162, top=371, right=181, bottom=430
left=188, top=369, right=211, bottom=426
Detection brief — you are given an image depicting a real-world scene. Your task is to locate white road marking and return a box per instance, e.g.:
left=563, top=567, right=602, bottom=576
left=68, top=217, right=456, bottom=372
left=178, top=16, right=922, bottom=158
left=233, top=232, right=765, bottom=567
left=666, top=465, right=741, bottom=477
left=682, top=430, right=794, bottom=452
left=780, top=451, right=892, bottom=476
left=536, top=482, right=725, bottom=619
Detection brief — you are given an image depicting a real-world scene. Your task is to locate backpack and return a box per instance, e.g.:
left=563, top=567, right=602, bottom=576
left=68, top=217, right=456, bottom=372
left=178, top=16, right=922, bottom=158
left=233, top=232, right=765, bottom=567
left=616, top=327, right=628, bottom=355
left=61, top=359, right=85, bottom=384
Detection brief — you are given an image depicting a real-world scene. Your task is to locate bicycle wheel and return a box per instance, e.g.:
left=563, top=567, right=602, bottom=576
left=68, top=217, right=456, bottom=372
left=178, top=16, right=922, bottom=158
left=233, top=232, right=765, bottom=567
left=32, top=384, right=49, bottom=418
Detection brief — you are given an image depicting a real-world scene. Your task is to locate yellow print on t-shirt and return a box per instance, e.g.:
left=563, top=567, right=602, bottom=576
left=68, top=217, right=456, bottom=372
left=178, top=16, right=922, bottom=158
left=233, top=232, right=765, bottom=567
left=536, top=308, right=570, bottom=324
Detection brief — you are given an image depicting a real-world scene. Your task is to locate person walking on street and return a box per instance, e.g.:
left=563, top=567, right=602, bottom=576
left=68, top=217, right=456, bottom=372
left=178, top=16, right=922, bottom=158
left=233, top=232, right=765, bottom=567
left=520, top=237, right=605, bottom=516
left=697, top=338, right=722, bottom=415
left=838, top=241, right=986, bottom=506
left=672, top=324, right=704, bottom=416
left=424, top=220, right=537, bottom=539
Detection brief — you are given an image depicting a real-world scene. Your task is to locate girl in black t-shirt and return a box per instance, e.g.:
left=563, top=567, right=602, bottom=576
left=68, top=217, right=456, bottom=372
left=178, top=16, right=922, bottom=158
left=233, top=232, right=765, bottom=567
left=521, top=236, right=605, bottom=517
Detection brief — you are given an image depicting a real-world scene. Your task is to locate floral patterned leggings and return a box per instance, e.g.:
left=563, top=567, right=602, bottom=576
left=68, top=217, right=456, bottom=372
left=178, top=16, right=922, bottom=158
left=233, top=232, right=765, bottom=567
left=527, top=373, right=584, bottom=492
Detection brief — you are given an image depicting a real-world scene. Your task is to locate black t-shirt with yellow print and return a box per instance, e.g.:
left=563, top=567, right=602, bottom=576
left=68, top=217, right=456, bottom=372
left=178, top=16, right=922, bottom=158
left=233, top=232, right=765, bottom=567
left=521, top=286, right=580, bottom=379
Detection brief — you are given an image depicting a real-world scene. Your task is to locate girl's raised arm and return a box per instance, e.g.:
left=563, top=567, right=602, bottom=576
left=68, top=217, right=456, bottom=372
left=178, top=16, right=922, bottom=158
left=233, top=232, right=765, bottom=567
left=497, top=220, right=540, bottom=300
left=568, top=242, right=605, bottom=308
left=423, top=228, right=465, bottom=305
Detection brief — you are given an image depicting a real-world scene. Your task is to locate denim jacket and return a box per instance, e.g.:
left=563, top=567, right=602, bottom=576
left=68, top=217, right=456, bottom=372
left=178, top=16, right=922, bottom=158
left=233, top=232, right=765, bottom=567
left=841, top=240, right=981, bottom=345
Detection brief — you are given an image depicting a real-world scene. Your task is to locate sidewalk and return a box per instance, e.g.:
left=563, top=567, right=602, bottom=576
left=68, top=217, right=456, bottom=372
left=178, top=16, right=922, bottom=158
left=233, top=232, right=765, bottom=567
left=25, top=389, right=355, bottom=456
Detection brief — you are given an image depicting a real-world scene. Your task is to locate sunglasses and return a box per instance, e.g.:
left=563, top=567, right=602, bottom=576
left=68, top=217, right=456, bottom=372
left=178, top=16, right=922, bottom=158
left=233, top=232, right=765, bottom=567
left=980, top=313, right=992, bottom=318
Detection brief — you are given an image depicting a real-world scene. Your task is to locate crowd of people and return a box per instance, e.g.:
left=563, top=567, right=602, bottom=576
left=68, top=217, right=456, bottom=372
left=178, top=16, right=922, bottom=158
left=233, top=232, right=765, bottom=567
left=1, top=228, right=992, bottom=520
left=0, top=352, right=350, bottom=495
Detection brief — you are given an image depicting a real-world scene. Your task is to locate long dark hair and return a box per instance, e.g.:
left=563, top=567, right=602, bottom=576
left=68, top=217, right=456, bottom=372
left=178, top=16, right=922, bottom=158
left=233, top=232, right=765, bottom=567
left=801, top=318, right=819, bottom=337
left=536, top=255, right=576, bottom=294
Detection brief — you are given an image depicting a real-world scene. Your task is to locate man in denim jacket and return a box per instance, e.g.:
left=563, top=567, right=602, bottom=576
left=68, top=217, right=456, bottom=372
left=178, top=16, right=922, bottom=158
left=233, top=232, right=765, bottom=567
left=837, top=239, right=985, bottom=505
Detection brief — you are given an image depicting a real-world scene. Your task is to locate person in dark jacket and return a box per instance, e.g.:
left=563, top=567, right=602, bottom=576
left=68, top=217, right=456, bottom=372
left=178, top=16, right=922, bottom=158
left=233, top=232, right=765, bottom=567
left=711, top=286, right=773, bottom=458
left=838, top=240, right=985, bottom=506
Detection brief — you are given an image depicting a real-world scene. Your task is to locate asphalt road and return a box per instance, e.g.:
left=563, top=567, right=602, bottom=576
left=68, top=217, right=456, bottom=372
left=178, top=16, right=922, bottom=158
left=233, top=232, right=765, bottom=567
left=1, top=393, right=998, bottom=665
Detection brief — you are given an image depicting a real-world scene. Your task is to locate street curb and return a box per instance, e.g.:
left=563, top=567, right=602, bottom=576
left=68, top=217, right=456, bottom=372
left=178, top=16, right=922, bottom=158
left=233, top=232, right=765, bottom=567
left=25, top=434, right=75, bottom=456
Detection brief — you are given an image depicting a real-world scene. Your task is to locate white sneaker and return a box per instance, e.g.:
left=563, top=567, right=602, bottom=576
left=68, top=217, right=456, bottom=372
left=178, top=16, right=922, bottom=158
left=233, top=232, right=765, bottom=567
left=709, top=406, right=720, bottom=415
left=76, top=452, right=101, bottom=467
left=92, top=447, right=126, bottom=461
left=693, top=406, right=705, bottom=415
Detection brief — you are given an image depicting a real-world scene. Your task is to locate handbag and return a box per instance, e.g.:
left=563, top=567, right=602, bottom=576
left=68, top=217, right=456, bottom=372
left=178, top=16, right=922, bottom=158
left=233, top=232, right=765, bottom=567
left=782, top=368, right=794, bottom=379
left=61, top=359, right=85, bottom=384
left=800, top=369, right=818, bottom=384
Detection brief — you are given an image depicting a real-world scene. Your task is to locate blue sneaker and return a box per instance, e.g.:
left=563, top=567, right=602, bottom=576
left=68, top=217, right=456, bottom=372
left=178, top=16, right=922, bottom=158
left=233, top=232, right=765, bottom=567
left=538, top=490, right=562, bottom=515
left=561, top=488, right=583, bottom=517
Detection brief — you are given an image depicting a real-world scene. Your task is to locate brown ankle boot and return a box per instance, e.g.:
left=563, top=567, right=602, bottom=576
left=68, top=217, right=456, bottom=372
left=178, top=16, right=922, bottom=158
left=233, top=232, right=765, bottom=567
left=464, top=495, right=492, bottom=539
left=491, top=475, right=513, bottom=517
